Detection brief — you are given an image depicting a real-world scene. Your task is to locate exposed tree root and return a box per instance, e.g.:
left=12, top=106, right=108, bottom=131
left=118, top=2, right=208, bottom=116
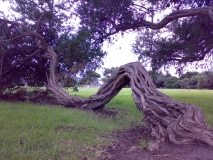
left=47, top=60, right=213, bottom=151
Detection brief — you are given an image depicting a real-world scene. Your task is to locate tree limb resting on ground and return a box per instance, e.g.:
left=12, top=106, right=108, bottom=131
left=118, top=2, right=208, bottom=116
left=47, top=61, right=213, bottom=151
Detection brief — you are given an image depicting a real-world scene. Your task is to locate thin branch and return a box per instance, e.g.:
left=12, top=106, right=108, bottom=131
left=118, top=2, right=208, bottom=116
left=1, top=49, right=40, bottom=77
left=0, top=18, right=48, bottom=49
left=36, top=13, right=45, bottom=33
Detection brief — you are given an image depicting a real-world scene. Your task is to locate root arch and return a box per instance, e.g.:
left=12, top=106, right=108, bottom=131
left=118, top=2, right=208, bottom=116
left=47, top=62, right=213, bottom=151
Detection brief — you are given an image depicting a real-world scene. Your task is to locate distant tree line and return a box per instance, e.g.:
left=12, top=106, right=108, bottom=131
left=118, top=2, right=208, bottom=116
left=149, top=71, right=213, bottom=89
left=102, top=67, right=213, bottom=89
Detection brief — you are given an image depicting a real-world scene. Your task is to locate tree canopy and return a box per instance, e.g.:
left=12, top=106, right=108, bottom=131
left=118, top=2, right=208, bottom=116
left=1, top=0, right=213, bottom=151
left=101, top=67, right=119, bottom=83
left=78, top=0, right=213, bottom=71
left=0, top=0, right=106, bottom=93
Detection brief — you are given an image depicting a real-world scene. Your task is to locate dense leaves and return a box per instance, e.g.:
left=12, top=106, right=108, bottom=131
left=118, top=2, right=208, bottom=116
left=132, top=14, right=213, bottom=71
left=80, top=71, right=101, bottom=86
left=101, top=67, right=119, bottom=83
left=77, top=0, right=213, bottom=71
left=0, top=0, right=106, bottom=93
left=131, top=0, right=213, bottom=71
left=148, top=70, right=213, bottom=89
left=57, top=28, right=106, bottom=74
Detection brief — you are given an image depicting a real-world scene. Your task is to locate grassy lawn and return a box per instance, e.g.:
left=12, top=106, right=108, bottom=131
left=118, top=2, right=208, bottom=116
left=159, top=89, right=213, bottom=127
left=0, top=88, right=213, bottom=159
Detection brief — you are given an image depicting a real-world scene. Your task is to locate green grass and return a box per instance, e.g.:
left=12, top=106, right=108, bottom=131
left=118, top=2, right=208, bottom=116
left=159, top=89, right=213, bottom=126
left=0, top=103, right=119, bottom=159
left=0, top=88, right=213, bottom=159
left=71, top=88, right=143, bottom=126
left=139, top=139, right=149, bottom=150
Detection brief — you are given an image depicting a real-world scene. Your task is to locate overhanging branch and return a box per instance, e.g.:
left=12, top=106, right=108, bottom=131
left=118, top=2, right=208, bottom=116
left=115, top=7, right=211, bottom=31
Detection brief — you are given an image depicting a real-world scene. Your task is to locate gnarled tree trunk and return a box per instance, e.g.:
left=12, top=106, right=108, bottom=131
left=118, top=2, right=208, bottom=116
left=1, top=14, right=213, bottom=152
left=46, top=51, right=213, bottom=151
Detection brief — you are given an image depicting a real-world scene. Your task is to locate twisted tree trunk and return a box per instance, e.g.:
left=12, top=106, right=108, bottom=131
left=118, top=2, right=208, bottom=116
left=1, top=14, right=213, bottom=152
left=46, top=54, right=213, bottom=151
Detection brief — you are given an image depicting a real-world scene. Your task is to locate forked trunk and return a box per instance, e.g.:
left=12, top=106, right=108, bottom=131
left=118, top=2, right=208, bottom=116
left=46, top=48, right=213, bottom=151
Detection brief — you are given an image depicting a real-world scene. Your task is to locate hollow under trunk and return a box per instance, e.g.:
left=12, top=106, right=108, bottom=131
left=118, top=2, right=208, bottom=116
left=46, top=49, right=213, bottom=151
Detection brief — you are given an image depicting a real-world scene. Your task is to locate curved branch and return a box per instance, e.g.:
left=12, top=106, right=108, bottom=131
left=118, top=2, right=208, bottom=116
left=1, top=13, right=213, bottom=152
left=115, top=7, right=211, bottom=31
left=0, top=18, right=49, bottom=49
left=51, top=62, right=213, bottom=151
left=91, top=62, right=213, bottom=151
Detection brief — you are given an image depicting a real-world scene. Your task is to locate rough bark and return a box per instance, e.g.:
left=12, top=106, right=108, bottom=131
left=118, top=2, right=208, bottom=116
left=115, top=7, right=213, bottom=31
left=1, top=12, right=213, bottom=151
left=46, top=56, right=213, bottom=151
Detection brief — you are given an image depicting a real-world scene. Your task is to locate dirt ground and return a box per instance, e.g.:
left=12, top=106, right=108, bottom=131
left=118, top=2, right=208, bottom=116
left=103, top=126, right=213, bottom=160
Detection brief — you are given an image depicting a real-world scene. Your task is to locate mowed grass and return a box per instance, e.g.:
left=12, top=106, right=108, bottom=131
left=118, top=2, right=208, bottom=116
left=159, top=89, right=213, bottom=127
left=0, top=88, right=142, bottom=160
left=0, top=88, right=213, bottom=159
left=0, top=103, right=118, bottom=159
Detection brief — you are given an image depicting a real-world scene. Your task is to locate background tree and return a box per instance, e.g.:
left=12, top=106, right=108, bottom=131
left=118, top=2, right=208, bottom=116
left=0, top=0, right=105, bottom=94
left=1, top=0, right=213, bottom=151
left=80, top=71, right=101, bottom=86
left=197, top=74, right=211, bottom=89
left=164, top=76, right=180, bottom=89
left=148, top=71, right=168, bottom=88
left=77, top=0, right=213, bottom=72
left=101, top=67, right=119, bottom=83
left=131, top=0, right=213, bottom=72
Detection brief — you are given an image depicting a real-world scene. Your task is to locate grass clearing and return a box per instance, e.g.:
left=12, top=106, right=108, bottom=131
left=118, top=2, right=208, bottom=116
left=0, top=88, right=213, bottom=159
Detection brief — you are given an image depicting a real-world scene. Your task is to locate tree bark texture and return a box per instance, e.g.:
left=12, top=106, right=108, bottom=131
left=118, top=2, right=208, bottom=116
left=47, top=58, right=213, bottom=151
left=1, top=11, right=213, bottom=151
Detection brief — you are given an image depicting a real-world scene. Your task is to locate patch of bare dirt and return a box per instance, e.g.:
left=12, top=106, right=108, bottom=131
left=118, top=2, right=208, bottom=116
left=104, top=126, right=213, bottom=160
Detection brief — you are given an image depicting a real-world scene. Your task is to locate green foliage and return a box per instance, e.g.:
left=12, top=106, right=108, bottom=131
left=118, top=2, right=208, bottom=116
left=179, top=78, right=191, bottom=89
left=197, top=75, right=211, bottom=89
left=177, top=71, right=213, bottom=89
left=148, top=70, right=213, bottom=89
left=80, top=71, right=101, bottom=85
left=57, top=29, right=106, bottom=74
left=77, top=0, right=136, bottom=42
left=133, top=16, right=213, bottom=72
left=140, top=139, right=149, bottom=150
left=130, top=0, right=213, bottom=72
left=101, top=67, right=119, bottom=83
left=62, top=77, right=76, bottom=88
left=179, top=72, right=199, bottom=80
left=163, top=76, right=180, bottom=89
left=0, top=0, right=106, bottom=94
left=148, top=71, right=168, bottom=88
